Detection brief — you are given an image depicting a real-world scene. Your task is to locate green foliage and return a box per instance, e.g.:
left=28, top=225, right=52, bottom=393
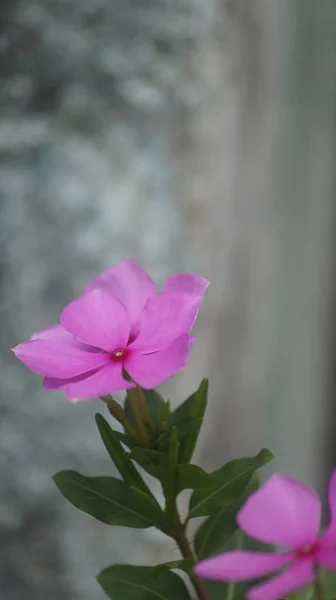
left=189, top=449, right=273, bottom=518
left=169, top=378, right=208, bottom=463
left=129, top=448, right=166, bottom=478
left=152, top=559, right=194, bottom=577
left=53, top=381, right=277, bottom=600
left=125, top=389, right=165, bottom=430
left=194, top=473, right=261, bottom=559
left=176, top=464, right=216, bottom=494
left=97, top=565, right=192, bottom=600
left=95, top=413, right=155, bottom=498
left=53, top=470, right=164, bottom=528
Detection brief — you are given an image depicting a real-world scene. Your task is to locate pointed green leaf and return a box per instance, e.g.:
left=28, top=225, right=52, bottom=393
left=163, top=426, right=179, bottom=518
left=169, top=379, right=208, bottom=463
left=97, top=564, right=192, bottom=600
left=95, top=414, right=163, bottom=518
left=152, top=559, right=194, bottom=577
left=194, top=472, right=261, bottom=558
left=130, top=448, right=166, bottom=478
left=205, top=579, right=248, bottom=600
left=95, top=414, right=152, bottom=495
left=176, top=464, right=216, bottom=494
left=143, top=389, right=166, bottom=424
left=189, top=449, right=273, bottom=518
left=125, top=389, right=165, bottom=429
left=53, top=470, right=158, bottom=528
left=194, top=503, right=239, bottom=559
left=113, top=431, right=137, bottom=450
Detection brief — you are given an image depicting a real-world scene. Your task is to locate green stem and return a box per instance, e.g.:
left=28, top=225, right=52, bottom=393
left=100, top=396, right=138, bottom=439
left=134, top=385, right=155, bottom=435
left=225, top=531, right=244, bottom=600
left=127, top=391, right=149, bottom=446
left=174, top=526, right=210, bottom=600
left=313, top=578, right=325, bottom=600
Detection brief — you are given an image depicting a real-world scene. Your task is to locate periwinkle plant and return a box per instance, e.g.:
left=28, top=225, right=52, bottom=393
left=12, top=259, right=336, bottom=600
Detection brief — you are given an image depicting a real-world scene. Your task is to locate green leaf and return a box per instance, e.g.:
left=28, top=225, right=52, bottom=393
left=130, top=448, right=166, bottom=478
left=163, top=426, right=179, bottom=518
left=152, top=559, right=194, bottom=577
left=95, top=414, right=153, bottom=496
left=176, top=464, right=216, bottom=494
left=169, top=379, right=208, bottom=463
left=113, top=431, right=137, bottom=450
left=143, top=389, right=166, bottom=424
left=97, top=564, right=192, bottom=600
left=205, top=579, right=248, bottom=600
left=53, top=470, right=159, bottom=528
left=189, top=449, right=273, bottom=518
left=320, top=570, right=336, bottom=600
left=194, top=472, right=262, bottom=558
left=194, top=503, right=239, bottom=559
left=125, top=389, right=165, bottom=429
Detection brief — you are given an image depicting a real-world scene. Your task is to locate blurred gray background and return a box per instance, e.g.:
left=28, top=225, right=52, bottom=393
left=2, top=0, right=336, bottom=598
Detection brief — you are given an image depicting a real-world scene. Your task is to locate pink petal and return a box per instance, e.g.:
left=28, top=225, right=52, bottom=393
left=237, top=473, right=321, bottom=548
left=319, top=470, right=336, bottom=545
left=125, top=333, right=194, bottom=388
left=31, top=324, right=98, bottom=352
left=43, top=368, right=102, bottom=390
left=316, top=546, right=336, bottom=569
left=162, top=273, right=210, bottom=297
left=13, top=340, right=109, bottom=378
left=129, top=293, right=202, bottom=352
left=194, top=551, right=293, bottom=582
left=247, top=558, right=315, bottom=600
left=86, top=258, right=156, bottom=336
left=65, top=362, right=134, bottom=401
left=61, top=289, right=130, bottom=352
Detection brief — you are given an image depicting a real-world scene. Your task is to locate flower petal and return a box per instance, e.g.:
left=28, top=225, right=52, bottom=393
left=162, top=273, right=210, bottom=297
left=319, top=470, right=336, bottom=545
left=65, top=363, right=134, bottom=401
left=125, top=333, right=194, bottom=388
left=194, top=551, right=293, bottom=582
left=316, top=546, right=336, bottom=569
left=43, top=368, right=103, bottom=390
left=13, top=340, right=109, bottom=378
left=31, top=324, right=98, bottom=351
left=61, top=289, right=130, bottom=352
left=129, top=293, right=202, bottom=352
left=247, top=558, right=315, bottom=600
left=237, top=473, right=321, bottom=548
left=86, top=258, right=156, bottom=335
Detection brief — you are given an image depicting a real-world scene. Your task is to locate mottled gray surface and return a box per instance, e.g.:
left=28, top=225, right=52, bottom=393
left=0, top=0, right=218, bottom=598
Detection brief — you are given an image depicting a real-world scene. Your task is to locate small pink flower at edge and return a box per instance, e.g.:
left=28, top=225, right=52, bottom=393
left=13, top=258, right=210, bottom=401
left=194, top=471, right=336, bottom=600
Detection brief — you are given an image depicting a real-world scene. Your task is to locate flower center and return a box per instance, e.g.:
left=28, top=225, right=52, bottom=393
left=112, top=349, right=125, bottom=359
left=297, top=544, right=315, bottom=558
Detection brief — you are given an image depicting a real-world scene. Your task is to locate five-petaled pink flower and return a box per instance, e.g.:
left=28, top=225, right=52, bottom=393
left=13, top=259, right=209, bottom=401
left=194, top=471, right=336, bottom=600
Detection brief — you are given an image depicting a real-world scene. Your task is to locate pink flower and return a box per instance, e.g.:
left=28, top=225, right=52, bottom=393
left=13, top=259, right=209, bottom=401
left=194, top=471, right=336, bottom=600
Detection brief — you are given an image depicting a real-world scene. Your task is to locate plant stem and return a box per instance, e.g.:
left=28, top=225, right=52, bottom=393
left=100, top=395, right=138, bottom=439
left=313, top=578, right=325, bottom=600
left=174, top=526, right=210, bottom=600
left=134, top=385, right=155, bottom=435
left=127, top=391, right=149, bottom=446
